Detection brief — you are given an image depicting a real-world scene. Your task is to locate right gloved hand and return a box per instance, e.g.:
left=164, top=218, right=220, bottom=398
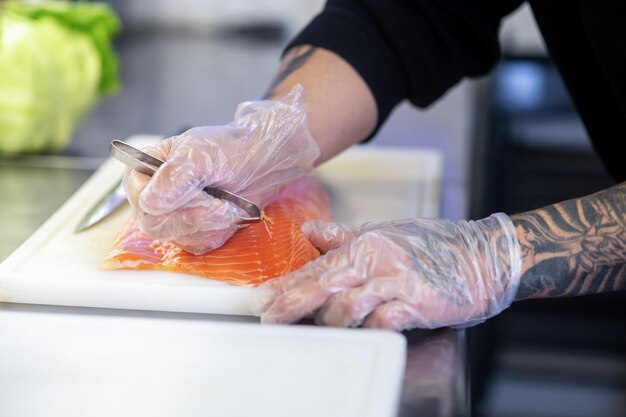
left=123, top=84, right=320, bottom=254
left=252, top=213, right=522, bottom=330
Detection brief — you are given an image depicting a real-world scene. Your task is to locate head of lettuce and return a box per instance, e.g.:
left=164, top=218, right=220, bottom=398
left=0, top=1, right=120, bottom=154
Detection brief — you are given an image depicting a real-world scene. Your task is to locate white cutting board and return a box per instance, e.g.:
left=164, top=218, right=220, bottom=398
left=0, top=135, right=441, bottom=315
left=0, top=308, right=406, bottom=417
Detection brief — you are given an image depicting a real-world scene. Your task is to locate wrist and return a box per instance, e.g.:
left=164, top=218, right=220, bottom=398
left=469, top=213, right=522, bottom=316
left=224, top=85, right=321, bottom=207
left=491, top=213, right=523, bottom=305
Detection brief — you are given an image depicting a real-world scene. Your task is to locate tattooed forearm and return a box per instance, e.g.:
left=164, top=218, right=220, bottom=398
left=263, top=46, right=318, bottom=99
left=511, top=182, right=626, bottom=300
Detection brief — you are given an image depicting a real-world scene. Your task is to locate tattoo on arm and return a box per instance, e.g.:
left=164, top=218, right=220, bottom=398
left=263, top=46, right=318, bottom=99
left=512, top=182, right=626, bottom=300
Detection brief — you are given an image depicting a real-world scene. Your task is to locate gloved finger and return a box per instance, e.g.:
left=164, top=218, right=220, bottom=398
left=258, top=266, right=333, bottom=325
left=134, top=197, right=237, bottom=245
left=139, top=155, right=205, bottom=215
left=362, top=300, right=431, bottom=331
left=277, top=231, right=395, bottom=325
left=315, top=275, right=407, bottom=327
left=121, top=143, right=172, bottom=211
left=260, top=272, right=364, bottom=325
left=260, top=249, right=369, bottom=324
left=301, top=221, right=358, bottom=253
left=122, top=167, right=149, bottom=210
left=138, top=130, right=234, bottom=216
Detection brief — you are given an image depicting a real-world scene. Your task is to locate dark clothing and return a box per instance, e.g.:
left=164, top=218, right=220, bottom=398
left=287, top=0, right=626, bottom=182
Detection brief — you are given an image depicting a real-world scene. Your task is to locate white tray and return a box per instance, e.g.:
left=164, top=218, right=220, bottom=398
left=0, top=308, right=406, bottom=417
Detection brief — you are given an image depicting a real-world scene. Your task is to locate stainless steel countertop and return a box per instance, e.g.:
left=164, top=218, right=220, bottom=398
left=0, top=157, right=99, bottom=261
left=0, top=159, right=468, bottom=417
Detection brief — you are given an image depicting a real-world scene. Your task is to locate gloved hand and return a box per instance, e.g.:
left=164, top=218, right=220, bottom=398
left=251, top=213, right=522, bottom=330
left=123, top=84, right=320, bottom=254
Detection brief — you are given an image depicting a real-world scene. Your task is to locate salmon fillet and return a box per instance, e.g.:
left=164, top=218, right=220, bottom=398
left=100, top=176, right=333, bottom=286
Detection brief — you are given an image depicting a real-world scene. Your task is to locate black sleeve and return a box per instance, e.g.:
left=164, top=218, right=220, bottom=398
left=285, top=0, right=523, bottom=131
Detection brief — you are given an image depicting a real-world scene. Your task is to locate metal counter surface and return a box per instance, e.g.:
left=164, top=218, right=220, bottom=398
left=0, top=160, right=468, bottom=417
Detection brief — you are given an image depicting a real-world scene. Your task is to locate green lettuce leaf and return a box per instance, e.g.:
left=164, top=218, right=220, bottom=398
left=0, top=1, right=120, bottom=154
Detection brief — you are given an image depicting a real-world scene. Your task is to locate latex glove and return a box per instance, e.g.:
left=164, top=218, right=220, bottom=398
left=252, top=213, right=522, bottom=330
left=123, top=84, right=320, bottom=254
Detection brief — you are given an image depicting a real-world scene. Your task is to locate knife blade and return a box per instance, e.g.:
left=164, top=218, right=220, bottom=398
left=74, top=180, right=127, bottom=233
left=74, top=131, right=186, bottom=234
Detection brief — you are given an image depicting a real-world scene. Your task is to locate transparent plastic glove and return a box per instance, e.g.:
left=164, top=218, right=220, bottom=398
left=123, top=84, right=320, bottom=254
left=251, top=213, right=522, bottom=331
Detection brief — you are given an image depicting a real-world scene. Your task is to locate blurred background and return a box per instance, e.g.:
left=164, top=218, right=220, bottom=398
left=0, top=1, right=624, bottom=416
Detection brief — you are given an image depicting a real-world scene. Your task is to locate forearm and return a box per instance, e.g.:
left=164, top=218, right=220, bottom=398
left=511, top=181, right=626, bottom=300
left=263, top=45, right=377, bottom=165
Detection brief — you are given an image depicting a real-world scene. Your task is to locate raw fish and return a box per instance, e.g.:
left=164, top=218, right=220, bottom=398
left=101, top=176, right=332, bottom=286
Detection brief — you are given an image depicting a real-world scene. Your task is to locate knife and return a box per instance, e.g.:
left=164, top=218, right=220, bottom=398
left=75, top=180, right=127, bottom=233
left=74, top=130, right=193, bottom=234
left=75, top=138, right=264, bottom=233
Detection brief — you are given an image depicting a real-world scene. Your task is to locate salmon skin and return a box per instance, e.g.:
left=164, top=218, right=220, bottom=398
left=100, top=176, right=333, bottom=287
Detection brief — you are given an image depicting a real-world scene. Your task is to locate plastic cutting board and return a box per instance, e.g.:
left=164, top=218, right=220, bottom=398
left=0, top=135, right=441, bottom=315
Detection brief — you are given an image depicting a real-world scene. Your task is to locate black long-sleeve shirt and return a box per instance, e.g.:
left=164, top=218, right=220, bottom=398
left=287, top=0, right=625, bottom=182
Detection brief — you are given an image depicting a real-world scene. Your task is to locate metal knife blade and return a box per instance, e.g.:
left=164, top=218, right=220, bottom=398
left=74, top=180, right=127, bottom=233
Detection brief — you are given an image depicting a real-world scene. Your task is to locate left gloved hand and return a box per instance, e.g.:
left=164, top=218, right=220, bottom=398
left=123, top=84, right=319, bottom=254
left=251, top=213, right=522, bottom=331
